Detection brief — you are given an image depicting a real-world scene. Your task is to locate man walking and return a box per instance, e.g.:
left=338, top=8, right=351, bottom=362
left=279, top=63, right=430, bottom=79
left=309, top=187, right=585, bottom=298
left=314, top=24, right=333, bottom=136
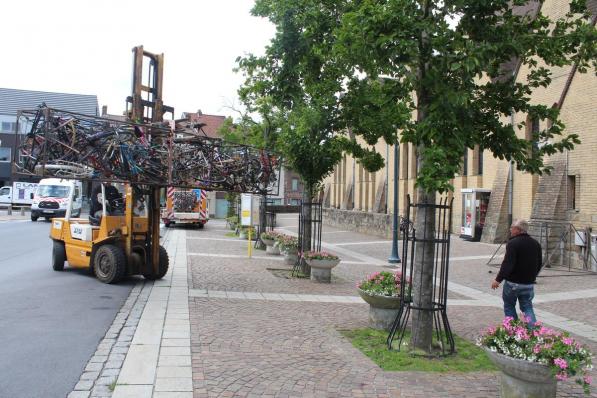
left=491, top=219, right=542, bottom=325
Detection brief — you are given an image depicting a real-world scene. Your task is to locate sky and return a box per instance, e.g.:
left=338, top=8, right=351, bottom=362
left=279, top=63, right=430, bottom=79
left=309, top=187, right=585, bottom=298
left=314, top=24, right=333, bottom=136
left=0, top=0, right=275, bottom=119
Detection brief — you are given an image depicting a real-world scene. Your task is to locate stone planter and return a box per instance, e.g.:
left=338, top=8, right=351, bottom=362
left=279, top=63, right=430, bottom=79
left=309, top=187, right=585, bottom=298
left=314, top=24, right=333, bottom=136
left=281, top=248, right=298, bottom=264
left=305, top=258, right=340, bottom=283
left=357, top=289, right=402, bottom=330
left=484, top=348, right=557, bottom=398
left=261, top=238, right=275, bottom=246
left=266, top=243, right=280, bottom=255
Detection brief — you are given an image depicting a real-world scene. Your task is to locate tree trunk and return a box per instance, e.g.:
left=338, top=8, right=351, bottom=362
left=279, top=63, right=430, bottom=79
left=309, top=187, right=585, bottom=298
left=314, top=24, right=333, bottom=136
left=300, top=184, right=313, bottom=275
left=410, top=183, right=436, bottom=353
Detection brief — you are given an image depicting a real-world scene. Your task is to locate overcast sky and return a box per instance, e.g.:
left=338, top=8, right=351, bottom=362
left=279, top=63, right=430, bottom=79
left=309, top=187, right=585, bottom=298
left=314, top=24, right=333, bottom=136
left=0, top=0, right=274, bottom=119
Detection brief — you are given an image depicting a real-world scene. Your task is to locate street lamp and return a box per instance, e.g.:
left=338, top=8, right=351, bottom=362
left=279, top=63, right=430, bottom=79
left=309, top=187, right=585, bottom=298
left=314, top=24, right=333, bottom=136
left=388, top=138, right=401, bottom=264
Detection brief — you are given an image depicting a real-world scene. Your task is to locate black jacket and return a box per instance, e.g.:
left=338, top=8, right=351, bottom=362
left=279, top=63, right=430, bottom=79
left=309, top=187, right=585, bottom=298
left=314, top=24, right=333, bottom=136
left=496, top=233, right=542, bottom=284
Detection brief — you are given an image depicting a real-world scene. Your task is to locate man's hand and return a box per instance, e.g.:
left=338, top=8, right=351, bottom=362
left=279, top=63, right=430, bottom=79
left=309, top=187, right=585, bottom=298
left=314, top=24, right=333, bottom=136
left=491, top=280, right=501, bottom=290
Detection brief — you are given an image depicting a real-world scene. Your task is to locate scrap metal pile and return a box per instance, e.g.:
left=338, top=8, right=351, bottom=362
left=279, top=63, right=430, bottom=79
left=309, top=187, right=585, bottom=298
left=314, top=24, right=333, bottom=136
left=15, top=106, right=279, bottom=194
left=173, top=191, right=197, bottom=212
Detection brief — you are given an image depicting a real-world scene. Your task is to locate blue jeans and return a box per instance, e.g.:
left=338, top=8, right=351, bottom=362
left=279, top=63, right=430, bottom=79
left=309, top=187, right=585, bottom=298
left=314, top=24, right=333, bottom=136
left=502, top=281, right=536, bottom=325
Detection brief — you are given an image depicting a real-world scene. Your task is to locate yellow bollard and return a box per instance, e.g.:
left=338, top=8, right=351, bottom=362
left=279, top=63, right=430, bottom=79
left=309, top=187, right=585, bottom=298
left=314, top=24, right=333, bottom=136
left=248, top=227, right=252, bottom=258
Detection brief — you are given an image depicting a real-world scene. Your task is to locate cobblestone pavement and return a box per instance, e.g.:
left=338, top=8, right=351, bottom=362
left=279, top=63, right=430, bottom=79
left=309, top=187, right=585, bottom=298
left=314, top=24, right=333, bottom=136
left=187, top=217, right=597, bottom=397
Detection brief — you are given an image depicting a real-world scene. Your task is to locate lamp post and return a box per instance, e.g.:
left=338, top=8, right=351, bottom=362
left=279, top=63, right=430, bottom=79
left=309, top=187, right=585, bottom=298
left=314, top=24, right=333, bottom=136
left=388, top=139, right=401, bottom=264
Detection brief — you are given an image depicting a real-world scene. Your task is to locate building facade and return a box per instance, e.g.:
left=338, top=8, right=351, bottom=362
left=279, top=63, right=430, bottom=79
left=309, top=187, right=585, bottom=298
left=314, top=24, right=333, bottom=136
left=323, top=0, right=597, bottom=269
left=0, top=87, right=99, bottom=186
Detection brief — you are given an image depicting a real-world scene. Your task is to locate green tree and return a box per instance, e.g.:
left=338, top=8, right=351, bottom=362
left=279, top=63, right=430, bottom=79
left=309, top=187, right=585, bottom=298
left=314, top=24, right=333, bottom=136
left=236, top=0, right=378, bottom=260
left=334, top=0, right=596, bottom=353
left=242, top=0, right=597, bottom=353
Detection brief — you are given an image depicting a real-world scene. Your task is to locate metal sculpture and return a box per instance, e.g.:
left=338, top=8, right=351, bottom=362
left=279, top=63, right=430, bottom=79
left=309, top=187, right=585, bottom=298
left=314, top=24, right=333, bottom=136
left=14, top=106, right=279, bottom=194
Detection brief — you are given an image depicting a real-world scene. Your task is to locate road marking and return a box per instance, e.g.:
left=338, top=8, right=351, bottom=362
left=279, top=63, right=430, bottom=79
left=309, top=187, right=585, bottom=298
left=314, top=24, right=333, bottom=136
left=187, top=237, right=247, bottom=243
left=334, top=240, right=391, bottom=246
left=188, top=252, right=286, bottom=261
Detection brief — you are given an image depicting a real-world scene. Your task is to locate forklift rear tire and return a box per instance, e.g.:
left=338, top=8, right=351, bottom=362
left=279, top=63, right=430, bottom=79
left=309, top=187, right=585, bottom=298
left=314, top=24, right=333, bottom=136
left=52, top=241, right=66, bottom=271
left=94, top=244, right=126, bottom=284
left=31, top=214, right=39, bottom=222
left=143, top=245, right=169, bottom=280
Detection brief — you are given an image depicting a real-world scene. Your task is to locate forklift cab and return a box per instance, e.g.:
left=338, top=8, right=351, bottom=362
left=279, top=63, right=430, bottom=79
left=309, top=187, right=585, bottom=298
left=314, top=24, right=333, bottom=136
left=49, top=183, right=168, bottom=284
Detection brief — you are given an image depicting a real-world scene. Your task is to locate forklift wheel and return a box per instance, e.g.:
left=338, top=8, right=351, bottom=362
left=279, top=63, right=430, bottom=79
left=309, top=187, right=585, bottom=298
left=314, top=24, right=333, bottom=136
left=143, top=245, right=169, bottom=280
left=164, top=221, right=172, bottom=228
left=31, top=214, right=39, bottom=222
left=94, top=244, right=126, bottom=284
left=52, top=241, right=66, bottom=271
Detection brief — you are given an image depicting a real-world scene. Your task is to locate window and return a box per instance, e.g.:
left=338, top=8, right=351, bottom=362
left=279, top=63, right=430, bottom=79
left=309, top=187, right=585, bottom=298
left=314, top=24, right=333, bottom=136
left=526, top=116, right=540, bottom=156
left=0, top=147, right=10, bottom=162
left=567, top=175, right=578, bottom=210
left=0, top=187, right=10, bottom=196
left=1, top=122, right=16, bottom=133
left=291, top=178, right=299, bottom=191
left=462, top=149, right=468, bottom=176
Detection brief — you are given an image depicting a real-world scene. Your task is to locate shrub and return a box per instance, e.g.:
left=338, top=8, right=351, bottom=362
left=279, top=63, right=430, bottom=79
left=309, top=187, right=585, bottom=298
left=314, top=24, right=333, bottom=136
left=303, top=251, right=339, bottom=261
left=357, top=271, right=408, bottom=297
left=277, top=235, right=299, bottom=252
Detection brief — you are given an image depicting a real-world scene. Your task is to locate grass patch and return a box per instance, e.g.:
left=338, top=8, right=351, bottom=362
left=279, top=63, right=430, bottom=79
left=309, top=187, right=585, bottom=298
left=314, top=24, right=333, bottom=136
left=341, top=328, right=496, bottom=372
left=225, top=232, right=237, bottom=238
left=108, top=380, right=117, bottom=391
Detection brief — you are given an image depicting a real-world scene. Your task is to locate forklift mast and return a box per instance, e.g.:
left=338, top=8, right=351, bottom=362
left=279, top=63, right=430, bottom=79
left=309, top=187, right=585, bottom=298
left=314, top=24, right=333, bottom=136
left=126, top=45, right=174, bottom=276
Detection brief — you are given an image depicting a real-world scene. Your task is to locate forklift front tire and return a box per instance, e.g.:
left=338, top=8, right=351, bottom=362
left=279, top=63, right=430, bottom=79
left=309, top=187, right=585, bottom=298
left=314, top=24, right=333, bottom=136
left=52, top=241, right=66, bottom=271
left=143, top=245, right=169, bottom=280
left=31, top=214, right=38, bottom=222
left=94, top=244, right=126, bottom=284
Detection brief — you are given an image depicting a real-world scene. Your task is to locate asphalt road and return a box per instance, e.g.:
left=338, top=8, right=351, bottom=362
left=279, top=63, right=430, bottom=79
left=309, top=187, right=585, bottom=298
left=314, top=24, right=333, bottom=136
left=0, top=220, right=135, bottom=398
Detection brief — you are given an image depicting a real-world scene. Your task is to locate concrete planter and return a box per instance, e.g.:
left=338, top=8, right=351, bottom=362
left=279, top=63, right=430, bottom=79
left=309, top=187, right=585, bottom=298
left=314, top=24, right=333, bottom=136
left=281, top=248, right=298, bottom=264
left=357, top=289, right=402, bottom=330
left=266, top=244, right=280, bottom=255
left=262, top=238, right=275, bottom=246
left=484, top=348, right=557, bottom=398
left=305, top=258, right=340, bottom=283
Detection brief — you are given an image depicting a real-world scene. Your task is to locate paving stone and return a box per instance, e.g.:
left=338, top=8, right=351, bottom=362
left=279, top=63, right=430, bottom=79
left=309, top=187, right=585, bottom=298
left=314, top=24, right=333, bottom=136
left=67, top=391, right=91, bottom=398
left=74, top=380, right=94, bottom=390
left=80, top=371, right=100, bottom=380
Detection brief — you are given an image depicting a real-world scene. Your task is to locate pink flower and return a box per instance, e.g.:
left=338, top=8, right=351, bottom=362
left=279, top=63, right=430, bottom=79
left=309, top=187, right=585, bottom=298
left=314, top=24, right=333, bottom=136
left=562, top=337, right=574, bottom=346
left=584, top=375, right=592, bottom=385
left=554, top=358, right=568, bottom=370
left=556, top=372, right=568, bottom=381
left=533, top=344, right=541, bottom=354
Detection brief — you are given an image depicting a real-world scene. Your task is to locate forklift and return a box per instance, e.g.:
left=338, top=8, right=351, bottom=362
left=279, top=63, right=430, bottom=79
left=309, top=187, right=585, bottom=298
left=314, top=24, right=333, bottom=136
left=50, top=183, right=168, bottom=283
left=49, top=46, right=174, bottom=284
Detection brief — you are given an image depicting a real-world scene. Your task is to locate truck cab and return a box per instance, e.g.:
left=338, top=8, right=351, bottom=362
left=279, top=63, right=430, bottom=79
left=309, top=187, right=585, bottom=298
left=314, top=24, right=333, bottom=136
left=31, top=178, right=82, bottom=221
left=0, top=181, right=38, bottom=207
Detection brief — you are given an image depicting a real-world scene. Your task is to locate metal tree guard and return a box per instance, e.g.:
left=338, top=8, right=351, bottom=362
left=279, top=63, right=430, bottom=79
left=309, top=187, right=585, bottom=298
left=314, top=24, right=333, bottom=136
left=293, top=201, right=323, bottom=276
left=387, top=195, right=455, bottom=355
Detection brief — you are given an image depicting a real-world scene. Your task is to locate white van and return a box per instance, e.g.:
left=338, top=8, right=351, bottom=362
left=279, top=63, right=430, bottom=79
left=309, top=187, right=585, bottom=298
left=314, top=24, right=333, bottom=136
left=31, top=179, right=82, bottom=221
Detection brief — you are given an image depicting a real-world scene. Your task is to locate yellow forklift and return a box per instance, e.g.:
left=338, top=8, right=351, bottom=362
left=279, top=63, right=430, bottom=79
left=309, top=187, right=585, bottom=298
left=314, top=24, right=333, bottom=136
left=50, top=183, right=168, bottom=283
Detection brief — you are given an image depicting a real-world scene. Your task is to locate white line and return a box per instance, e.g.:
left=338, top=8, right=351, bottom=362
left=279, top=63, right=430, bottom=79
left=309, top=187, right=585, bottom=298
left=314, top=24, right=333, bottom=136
left=187, top=237, right=247, bottom=243
left=334, top=240, right=391, bottom=246
left=188, top=252, right=285, bottom=261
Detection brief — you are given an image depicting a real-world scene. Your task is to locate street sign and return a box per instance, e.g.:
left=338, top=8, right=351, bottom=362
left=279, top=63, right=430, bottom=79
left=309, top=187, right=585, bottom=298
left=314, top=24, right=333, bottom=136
left=241, top=194, right=252, bottom=226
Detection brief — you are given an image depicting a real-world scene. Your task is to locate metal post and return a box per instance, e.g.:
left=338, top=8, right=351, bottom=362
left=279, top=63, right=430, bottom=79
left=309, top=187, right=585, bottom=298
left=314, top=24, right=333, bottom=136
left=388, top=141, right=401, bottom=264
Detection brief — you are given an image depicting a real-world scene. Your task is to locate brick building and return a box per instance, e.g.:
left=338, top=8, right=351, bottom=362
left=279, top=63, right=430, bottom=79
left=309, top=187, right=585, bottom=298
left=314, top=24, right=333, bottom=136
left=323, top=0, right=597, bottom=269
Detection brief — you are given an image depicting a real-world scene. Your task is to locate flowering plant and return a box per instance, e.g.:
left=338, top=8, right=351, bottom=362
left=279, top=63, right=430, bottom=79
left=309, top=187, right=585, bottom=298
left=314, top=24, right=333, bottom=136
left=357, top=271, right=408, bottom=297
left=276, top=235, right=299, bottom=251
left=303, top=251, right=339, bottom=260
left=478, top=317, right=593, bottom=394
left=260, top=231, right=280, bottom=241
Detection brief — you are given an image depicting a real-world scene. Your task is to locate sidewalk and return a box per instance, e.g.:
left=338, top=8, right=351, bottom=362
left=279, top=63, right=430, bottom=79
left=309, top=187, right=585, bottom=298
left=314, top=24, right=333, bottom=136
left=69, top=217, right=597, bottom=397
left=0, top=208, right=30, bottom=222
